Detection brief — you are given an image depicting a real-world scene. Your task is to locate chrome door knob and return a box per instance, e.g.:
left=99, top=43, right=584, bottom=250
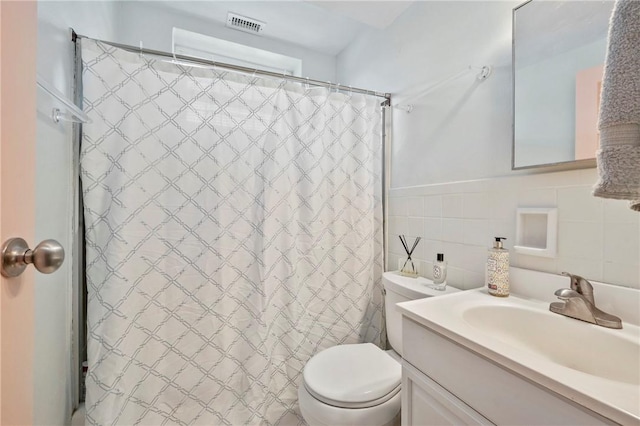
left=1, top=238, right=65, bottom=278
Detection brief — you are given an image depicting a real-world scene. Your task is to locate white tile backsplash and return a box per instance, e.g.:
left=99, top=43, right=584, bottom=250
left=603, top=221, right=639, bottom=264
left=423, top=195, right=443, bottom=217
left=518, top=188, right=557, bottom=207
left=463, top=193, right=490, bottom=219
left=406, top=197, right=424, bottom=217
left=603, top=262, right=640, bottom=289
left=442, top=218, right=464, bottom=243
left=423, top=217, right=442, bottom=241
left=604, top=199, right=640, bottom=223
left=406, top=217, right=424, bottom=239
left=442, top=194, right=463, bottom=218
left=558, top=221, right=604, bottom=260
left=442, top=242, right=466, bottom=268
left=557, top=186, right=603, bottom=222
left=387, top=169, right=640, bottom=290
left=463, top=219, right=489, bottom=246
left=556, top=257, right=604, bottom=282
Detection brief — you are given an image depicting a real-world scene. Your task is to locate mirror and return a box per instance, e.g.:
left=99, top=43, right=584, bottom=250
left=512, top=0, right=615, bottom=170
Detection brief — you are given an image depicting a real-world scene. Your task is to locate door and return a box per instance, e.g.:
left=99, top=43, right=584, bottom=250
left=1, top=1, right=38, bottom=424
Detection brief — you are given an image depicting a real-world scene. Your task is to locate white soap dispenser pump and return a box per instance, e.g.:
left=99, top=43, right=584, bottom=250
left=486, top=237, right=509, bottom=297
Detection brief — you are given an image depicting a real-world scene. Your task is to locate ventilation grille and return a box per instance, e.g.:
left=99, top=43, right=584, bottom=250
left=226, top=13, right=266, bottom=35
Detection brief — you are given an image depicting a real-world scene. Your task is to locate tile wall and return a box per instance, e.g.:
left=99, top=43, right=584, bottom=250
left=387, top=168, right=640, bottom=290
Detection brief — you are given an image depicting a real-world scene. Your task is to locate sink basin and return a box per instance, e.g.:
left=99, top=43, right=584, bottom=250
left=462, top=304, right=640, bottom=385
left=396, top=275, right=640, bottom=425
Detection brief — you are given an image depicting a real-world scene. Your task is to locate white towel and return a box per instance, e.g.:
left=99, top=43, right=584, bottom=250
left=593, top=0, right=640, bottom=212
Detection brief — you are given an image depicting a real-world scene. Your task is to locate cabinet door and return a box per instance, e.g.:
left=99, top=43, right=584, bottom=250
left=402, top=362, right=493, bottom=426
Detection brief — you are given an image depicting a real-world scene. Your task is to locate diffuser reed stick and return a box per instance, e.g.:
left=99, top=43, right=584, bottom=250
left=399, top=235, right=420, bottom=277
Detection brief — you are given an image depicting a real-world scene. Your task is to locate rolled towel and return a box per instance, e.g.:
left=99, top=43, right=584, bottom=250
left=593, top=0, right=640, bottom=210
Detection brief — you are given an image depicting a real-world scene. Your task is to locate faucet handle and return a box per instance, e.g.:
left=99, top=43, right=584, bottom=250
left=561, top=272, right=595, bottom=304
left=554, top=288, right=585, bottom=301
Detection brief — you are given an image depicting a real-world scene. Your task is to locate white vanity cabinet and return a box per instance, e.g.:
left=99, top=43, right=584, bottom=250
left=401, top=317, right=615, bottom=426
left=401, top=361, right=491, bottom=426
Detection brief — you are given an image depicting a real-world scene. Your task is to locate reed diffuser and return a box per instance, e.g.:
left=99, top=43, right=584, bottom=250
left=399, top=235, right=420, bottom=277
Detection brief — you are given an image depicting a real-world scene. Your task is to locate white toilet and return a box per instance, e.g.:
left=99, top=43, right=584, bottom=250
left=298, top=271, right=460, bottom=426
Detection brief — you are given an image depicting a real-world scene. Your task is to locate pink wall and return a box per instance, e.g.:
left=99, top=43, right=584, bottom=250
left=1, top=1, right=37, bottom=424
left=575, top=64, right=604, bottom=160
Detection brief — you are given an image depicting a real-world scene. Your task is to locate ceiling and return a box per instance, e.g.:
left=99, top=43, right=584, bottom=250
left=153, top=1, right=414, bottom=55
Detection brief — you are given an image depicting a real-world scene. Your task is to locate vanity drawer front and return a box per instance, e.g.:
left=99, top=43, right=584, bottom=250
left=402, top=317, right=615, bottom=425
left=402, top=361, right=493, bottom=426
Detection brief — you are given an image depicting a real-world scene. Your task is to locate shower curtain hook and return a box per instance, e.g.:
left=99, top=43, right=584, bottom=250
left=305, top=77, right=310, bottom=90
left=336, top=83, right=340, bottom=94
left=139, top=41, right=144, bottom=60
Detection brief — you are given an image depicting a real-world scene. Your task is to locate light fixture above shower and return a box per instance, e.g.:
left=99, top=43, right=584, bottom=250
left=226, top=12, right=266, bottom=35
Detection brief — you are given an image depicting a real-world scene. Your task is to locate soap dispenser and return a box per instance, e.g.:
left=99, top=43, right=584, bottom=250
left=486, top=237, right=509, bottom=297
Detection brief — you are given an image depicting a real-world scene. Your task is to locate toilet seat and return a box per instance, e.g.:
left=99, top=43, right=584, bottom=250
left=303, top=343, right=401, bottom=409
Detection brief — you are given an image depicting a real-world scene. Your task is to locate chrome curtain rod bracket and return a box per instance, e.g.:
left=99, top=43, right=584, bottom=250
left=71, top=30, right=391, bottom=102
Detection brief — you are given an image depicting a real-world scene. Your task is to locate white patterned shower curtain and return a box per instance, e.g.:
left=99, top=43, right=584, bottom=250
left=80, top=39, right=384, bottom=425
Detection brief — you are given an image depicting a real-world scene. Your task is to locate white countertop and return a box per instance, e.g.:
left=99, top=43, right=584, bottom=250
left=397, top=286, right=640, bottom=425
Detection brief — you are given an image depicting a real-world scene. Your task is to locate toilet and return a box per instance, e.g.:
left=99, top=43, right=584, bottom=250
left=298, top=271, right=461, bottom=426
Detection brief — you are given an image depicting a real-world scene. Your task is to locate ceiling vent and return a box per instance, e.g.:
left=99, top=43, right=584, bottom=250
left=226, top=13, right=266, bottom=35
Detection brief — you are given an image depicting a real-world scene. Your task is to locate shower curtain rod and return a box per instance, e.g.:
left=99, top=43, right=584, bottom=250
left=71, top=30, right=391, bottom=102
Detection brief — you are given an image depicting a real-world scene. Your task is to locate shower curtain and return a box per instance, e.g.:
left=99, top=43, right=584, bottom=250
left=80, top=39, right=384, bottom=425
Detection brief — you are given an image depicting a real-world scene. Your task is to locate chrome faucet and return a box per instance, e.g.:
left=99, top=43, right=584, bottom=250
left=549, top=272, right=622, bottom=329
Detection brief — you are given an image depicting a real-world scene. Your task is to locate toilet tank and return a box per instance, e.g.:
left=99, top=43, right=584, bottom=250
left=383, top=271, right=460, bottom=356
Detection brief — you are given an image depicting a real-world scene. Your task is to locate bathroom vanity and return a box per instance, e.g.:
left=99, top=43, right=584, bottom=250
left=397, top=268, right=640, bottom=425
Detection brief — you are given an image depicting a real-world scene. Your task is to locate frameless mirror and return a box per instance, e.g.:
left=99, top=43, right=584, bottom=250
left=512, top=0, right=614, bottom=170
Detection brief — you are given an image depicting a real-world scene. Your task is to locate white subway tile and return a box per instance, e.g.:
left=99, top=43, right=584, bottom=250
left=489, top=219, right=516, bottom=249
left=603, top=262, right=640, bottom=289
left=463, top=270, right=485, bottom=290
left=423, top=239, right=444, bottom=263
left=488, top=191, right=519, bottom=220
left=603, top=221, right=639, bottom=264
left=521, top=169, right=584, bottom=190
left=557, top=221, right=604, bottom=261
left=407, top=217, right=424, bottom=238
left=385, top=172, right=639, bottom=289
left=463, top=219, right=490, bottom=246
left=510, top=253, right=557, bottom=274
left=442, top=194, right=463, bottom=218
left=389, top=233, right=405, bottom=256
left=424, top=217, right=442, bottom=241
left=463, top=244, right=487, bottom=273
left=463, top=193, right=490, bottom=219
left=518, top=188, right=557, bottom=207
left=388, top=216, right=408, bottom=239
left=604, top=198, right=640, bottom=224
left=442, top=218, right=464, bottom=243
left=442, top=242, right=465, bottom=268
left=556, top=257, right=603, bottom=283
left=423, top=195, right=443, bottom=217
left=557, top=186, right=603, bottom=222
left=388, top=197, right=407, bottom=217
left=406, top=197, right=424, bottom=217
left=387, top=253, right=399, bottom=272
left=446, top=267, right=465, bottom=289
left=420, top=260, right=433, bottom=280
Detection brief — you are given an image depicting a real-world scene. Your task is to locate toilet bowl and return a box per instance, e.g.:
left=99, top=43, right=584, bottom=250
left=298, top=271, right=460, bottom=426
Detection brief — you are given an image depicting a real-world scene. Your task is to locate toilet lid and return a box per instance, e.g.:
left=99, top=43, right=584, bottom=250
left=303, top=343, right=401, bottom=409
